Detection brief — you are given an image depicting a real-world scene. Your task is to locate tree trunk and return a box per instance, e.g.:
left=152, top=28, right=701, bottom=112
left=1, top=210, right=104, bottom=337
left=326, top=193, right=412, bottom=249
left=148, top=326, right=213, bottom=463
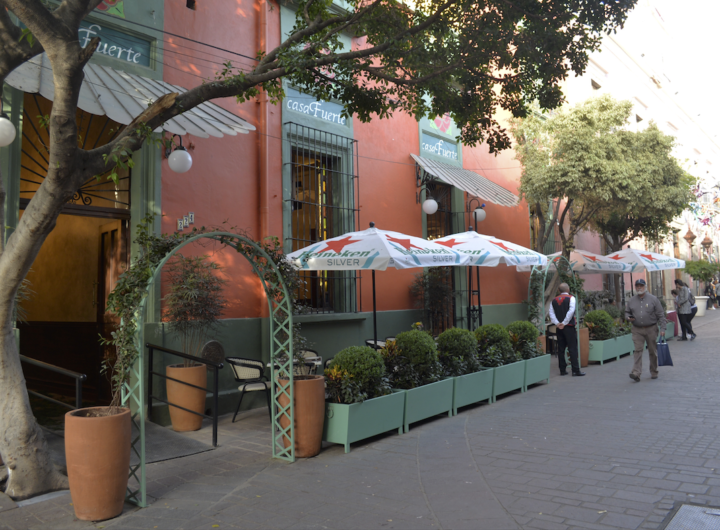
left=0, top=321, right=69, bottom=499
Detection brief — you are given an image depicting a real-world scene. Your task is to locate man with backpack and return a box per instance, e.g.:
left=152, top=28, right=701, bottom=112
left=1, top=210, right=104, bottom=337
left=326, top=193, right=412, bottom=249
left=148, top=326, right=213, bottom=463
left=675, top=279, right=696, bottom=341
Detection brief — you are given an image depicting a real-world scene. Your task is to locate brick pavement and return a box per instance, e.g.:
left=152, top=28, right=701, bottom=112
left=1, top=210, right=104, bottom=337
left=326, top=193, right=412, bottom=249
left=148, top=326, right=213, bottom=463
left=2, top=310, right=720, bottom=530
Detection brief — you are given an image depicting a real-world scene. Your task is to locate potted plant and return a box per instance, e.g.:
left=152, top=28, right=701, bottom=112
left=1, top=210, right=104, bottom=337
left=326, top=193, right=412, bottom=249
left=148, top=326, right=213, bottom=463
left=683, top=260, right=719, bottom=317
left=163, top=254, right=226, bottom=431
left=382, top=330, right=452, bottom=432
left=507, top=320, right=550, bottom=390
left=437, top=328, right=493, bottom=415
left=475, top=324, right=524, bottom=401
left=585, top=309, right=632, bottom=364
left=323, top=346, right=403, bottom=453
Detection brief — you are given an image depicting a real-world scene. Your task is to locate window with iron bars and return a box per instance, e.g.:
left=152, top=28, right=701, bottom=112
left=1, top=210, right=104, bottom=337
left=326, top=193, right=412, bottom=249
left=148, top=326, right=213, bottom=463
left=285, top=122, right=359, bottom=314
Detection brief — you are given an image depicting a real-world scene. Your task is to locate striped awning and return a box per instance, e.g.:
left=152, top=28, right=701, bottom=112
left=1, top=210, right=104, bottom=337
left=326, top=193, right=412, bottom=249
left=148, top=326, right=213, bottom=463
left=411, top=153, right=518, bottom=207
left=6, top=53, right=255, bottom=138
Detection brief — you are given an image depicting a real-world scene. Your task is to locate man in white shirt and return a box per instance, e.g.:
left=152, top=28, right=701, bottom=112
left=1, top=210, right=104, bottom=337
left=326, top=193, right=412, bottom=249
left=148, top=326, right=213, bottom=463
left=549, top=283, right=585, bottom=376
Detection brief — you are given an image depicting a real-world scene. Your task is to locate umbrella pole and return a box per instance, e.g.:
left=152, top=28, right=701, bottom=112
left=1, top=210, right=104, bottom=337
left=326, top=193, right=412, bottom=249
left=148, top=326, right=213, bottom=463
left=372, top=270, right=378, bottom=349
left=630, top=273, right=634, bottom=296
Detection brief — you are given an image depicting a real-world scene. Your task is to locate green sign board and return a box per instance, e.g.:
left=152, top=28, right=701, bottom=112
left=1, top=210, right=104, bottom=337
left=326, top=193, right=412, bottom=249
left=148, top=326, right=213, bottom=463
left=79, top=20, right=152, bottom=67
left=421, top=132, right=458, bottom=161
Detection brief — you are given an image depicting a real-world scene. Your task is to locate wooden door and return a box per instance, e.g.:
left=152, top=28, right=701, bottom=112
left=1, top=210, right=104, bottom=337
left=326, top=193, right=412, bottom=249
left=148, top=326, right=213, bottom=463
left=97, top=220, right=128, bottom=402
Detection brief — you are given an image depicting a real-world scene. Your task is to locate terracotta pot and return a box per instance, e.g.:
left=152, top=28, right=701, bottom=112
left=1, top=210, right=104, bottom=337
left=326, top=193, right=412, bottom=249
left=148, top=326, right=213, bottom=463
left=277, top=375, right=325, bottom=458
left=65, top=407, right=131, bottom=521
left=166, top=364, right=207, bottom=432
left=579, top=327, right=590, bottom=368
left=538, top=335, right=547, bottom=354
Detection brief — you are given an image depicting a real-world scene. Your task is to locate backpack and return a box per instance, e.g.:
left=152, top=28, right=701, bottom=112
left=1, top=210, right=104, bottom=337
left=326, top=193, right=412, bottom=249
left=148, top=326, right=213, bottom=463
left=688, top=288, right=696, bottom=306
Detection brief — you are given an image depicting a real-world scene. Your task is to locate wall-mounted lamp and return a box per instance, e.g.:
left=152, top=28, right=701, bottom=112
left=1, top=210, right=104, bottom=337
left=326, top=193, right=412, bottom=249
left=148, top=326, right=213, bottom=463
left=422, top=198, right=438, bottom=215
left=467, top=198, right=486, bottom=228
left=0, top=95, right=16, bottom=147
left=165, top=134, right=193, bottom=173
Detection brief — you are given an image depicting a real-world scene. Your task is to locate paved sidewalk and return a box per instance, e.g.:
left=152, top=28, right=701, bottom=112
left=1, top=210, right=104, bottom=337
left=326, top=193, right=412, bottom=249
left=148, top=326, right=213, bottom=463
left=2, top=311, right=720, bottom=530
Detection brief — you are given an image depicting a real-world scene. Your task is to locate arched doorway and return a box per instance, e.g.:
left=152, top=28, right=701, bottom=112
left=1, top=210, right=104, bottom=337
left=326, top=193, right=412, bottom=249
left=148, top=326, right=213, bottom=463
left=18, top=93, right=130, bottom=409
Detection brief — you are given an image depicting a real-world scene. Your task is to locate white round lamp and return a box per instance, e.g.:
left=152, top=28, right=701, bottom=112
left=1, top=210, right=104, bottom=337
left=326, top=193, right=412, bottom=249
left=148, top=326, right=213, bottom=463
left=0, top=113, right=17, bottom=147
left=168, top=146, right=193, bottom=173
left=422, top=198, right=438, bottom=215
left=473, top=207, right=486, bottom=222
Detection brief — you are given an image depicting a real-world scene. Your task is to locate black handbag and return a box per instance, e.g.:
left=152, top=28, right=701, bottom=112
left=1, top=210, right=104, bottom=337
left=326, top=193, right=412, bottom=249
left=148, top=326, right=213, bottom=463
left=657, top=338, right=673, bottom=367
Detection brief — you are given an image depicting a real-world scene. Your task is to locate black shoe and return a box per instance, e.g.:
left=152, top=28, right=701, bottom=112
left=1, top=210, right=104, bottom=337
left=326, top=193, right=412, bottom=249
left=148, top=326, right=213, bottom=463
left=678, top=337, right=688, bottom=341
left=629, top=373, right=640, bottom=382
left=572, top=371, right=586, bottom=377
left=690, top=334, right=696, bottom=341
left=559, top=371, right=568, bottom=376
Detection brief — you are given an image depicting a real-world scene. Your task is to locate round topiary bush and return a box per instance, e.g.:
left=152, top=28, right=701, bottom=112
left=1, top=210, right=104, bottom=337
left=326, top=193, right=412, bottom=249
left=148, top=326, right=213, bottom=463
left=437, top=328, right=478, bottom=377
left=583, top=309, right=615, bottom=341
left=384, top=330, right=440, bottom=389
left=506, top=320, right=540, bottom=346
left=474, top=324, right=511, bottom=349
left=325, top=346, right=390, bottom=404
left=604, top=305, right=622, bottom=320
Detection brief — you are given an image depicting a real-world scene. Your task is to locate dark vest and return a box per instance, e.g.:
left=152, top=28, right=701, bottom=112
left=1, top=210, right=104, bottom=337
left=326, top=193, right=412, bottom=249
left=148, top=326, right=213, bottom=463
left=552, top=293, right=576, bottom=326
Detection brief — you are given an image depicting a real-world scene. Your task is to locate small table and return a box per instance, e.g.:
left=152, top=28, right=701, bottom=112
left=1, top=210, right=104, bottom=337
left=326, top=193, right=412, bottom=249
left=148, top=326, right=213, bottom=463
left=365, top=339, right=386, bottom=350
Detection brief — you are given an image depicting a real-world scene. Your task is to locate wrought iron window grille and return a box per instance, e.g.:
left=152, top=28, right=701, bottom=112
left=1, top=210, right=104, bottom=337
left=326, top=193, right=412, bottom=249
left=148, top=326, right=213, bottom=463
left=284, top=122, right=360, bottom=315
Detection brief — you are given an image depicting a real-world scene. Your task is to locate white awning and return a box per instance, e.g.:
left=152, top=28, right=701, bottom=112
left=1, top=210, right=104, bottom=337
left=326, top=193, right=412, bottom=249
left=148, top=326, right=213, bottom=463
left=5, top=53, right=255, bottom=138
left=411, top=153, right=518, bottom=207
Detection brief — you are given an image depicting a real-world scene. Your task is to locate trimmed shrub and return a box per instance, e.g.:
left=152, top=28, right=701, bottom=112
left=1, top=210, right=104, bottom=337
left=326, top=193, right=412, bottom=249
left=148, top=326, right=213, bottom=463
left=474, top=324, right=511, bottom=349
left=584, top=310, right=615, bottom=341
left=506, top=320, right=540, bottom=354
left=477, top=342, right=520, bottom=367
left=325, top=346, right=390, bottom=404
left=437, top=328, right=479, bottom=377
left=604, top=305, right=622, bottom=320
left=382, top=330, right=440, bottom=389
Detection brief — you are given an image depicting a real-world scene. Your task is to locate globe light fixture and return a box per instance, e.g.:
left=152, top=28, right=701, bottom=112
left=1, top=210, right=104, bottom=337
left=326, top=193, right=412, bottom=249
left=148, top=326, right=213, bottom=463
left=0, top=112, right=16, bottom=147
left=473, top=206, right=487, bottom=222
left=165, top=134, right=193, bottom=173
left=422, top=198, right=438, bottom=215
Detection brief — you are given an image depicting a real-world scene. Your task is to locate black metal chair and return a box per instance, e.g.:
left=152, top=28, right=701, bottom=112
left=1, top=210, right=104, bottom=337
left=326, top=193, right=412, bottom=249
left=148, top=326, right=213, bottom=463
left=226, top=357, right=271, bottom=422
left=296, top=349, right=322, bottom=375
left=324, top=358, right=334, bottom=371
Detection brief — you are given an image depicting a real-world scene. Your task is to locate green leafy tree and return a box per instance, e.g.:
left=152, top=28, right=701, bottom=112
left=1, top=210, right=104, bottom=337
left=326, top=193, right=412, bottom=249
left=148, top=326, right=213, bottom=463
left=0, top=0, right=636, bottom=498
left=512, top=94, right=690, bottom=305
left=683, top=260, right=720, bottom=284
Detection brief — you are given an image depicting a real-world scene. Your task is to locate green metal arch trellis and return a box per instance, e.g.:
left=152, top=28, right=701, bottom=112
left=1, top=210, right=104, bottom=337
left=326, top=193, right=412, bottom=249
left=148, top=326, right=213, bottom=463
left=122, top=232, right=295, bottom=507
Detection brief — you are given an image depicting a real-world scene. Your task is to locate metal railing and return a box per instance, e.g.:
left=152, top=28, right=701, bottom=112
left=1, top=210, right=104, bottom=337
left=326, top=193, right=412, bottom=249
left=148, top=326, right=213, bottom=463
left=146, top=344, right=223, bottom=447
left=19, top=355, right=86, bottom=410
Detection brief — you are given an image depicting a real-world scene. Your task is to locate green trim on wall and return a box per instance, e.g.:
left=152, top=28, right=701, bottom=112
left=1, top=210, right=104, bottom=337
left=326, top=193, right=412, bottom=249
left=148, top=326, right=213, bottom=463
left=480, top=303, right=528, bottom=327
left=1, top=85, right=22, bottom=244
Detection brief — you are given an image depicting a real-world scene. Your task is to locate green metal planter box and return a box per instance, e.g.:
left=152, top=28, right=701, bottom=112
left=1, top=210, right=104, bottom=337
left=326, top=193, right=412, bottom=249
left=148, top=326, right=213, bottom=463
left=323, top=391, right=405, bottom=453
left=524, top=354, right=551, bottom=390
left=588, top=334, right=633, bottom=365
left=665, top=322, right=675, bottom=339
left=397, top=378, right=453, bottom=433
left=491, top=360, right=525, bottom=401
left=452, top=368, right=493, bottom=415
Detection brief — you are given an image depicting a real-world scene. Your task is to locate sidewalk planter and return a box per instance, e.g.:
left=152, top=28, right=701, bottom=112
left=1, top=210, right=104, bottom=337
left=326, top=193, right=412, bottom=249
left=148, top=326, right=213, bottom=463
left=491, top=360, right=525, bottom=402
left=323, top=391, right=405, bottom=453
left=588, top=334, right=633, bottom=365
left=696, top=296, right=709, bottom=317
left=65, top=407, right=131, bottom=521
left=579, top=328, right=590, bottom=368
left=452, top=368, right=493, bottom=415
left=166, top=364, right=207, bottom=432
left=278, top=375, right=326, bottom=458
left=524, top=354, right=551, bottom=390
left=398, top=378, right=453, bottom=433
left=665, top=322, right=675, bottom=339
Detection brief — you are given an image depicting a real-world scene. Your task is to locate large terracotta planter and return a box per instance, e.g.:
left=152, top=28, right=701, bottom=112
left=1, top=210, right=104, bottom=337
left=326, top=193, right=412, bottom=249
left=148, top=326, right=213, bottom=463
left=65, top=407, right=131, bottom=521
left=538, top=335, right=547, bottom=353
left=277, top=375, right=325, bottom=457
left=579, top=327, right=589, bottom=368
left=166, top=364, right=207, bottom=432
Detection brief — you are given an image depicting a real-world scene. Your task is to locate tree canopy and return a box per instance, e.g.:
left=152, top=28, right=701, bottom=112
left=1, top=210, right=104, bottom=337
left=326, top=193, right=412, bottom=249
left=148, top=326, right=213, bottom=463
left=512, top=94, right=692, bottom=257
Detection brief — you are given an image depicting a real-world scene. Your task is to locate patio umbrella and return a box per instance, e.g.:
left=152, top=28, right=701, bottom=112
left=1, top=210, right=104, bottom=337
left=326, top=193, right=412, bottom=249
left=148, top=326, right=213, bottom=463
left=517, top=250, right=631, bottom=274
left=287, top=223, right=471, bottom=347
left=434, top=230, right=548, bottom=327
left=605, top=248, right=686, bottom=296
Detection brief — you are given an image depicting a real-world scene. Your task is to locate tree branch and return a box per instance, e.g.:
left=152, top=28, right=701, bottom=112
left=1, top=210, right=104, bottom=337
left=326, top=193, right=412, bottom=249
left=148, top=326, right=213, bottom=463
left=55, top=0, right=105, bottom=28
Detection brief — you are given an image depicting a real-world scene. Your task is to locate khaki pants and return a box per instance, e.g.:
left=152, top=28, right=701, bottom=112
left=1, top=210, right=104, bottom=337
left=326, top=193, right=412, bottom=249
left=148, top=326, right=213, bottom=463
left=631, top=325, right=658, bottom=377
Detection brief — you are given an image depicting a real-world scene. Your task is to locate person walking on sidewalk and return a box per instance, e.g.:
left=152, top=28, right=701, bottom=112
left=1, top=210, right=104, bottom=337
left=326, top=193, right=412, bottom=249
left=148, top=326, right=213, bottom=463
left=549, top=283, right=585, bottom=377
left=675, top=279, right=696, bottom=341
left=626, top=278, right=666, bottom=382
